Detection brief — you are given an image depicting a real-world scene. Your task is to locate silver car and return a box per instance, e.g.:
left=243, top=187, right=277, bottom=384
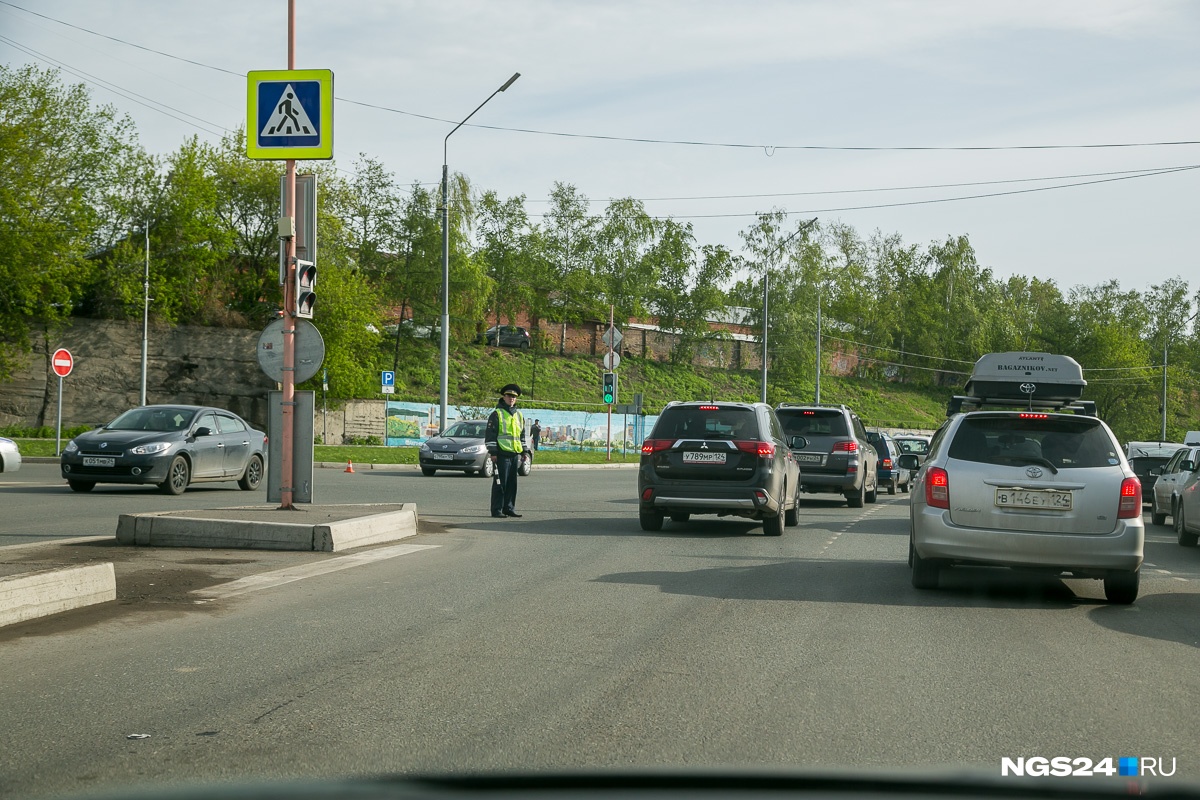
left=903, top=411, right=1144, bottom=604
left=0, top=436, right=21, bottom=473
left=1149, top=445, right=1200, bottom=527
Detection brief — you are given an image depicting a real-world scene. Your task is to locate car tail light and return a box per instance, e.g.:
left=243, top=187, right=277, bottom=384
left=736, top=440, right=775, bottom=457
left=881, top=458, right=892, bottom=469
left=1019, top=413, right=1049, bottom=419
left=641, top=487, right=654, bottom=502
left=803, top=410, right=815, bottom=415
left=698, top=405, right=719, bottom=411
left=641, top=439, right=672, bottom=455
left=1118, top=477, right=1142, bottom=518
left=926, top=467, right=950, bottom=509
left=832, top=440, right=858, bottom=453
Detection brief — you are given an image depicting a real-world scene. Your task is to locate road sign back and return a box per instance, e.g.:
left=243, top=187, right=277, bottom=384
left=247, top=69, right=334, bottom=160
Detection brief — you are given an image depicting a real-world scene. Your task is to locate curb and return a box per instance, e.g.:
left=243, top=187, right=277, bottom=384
left=115, top=503, right=418, bottom=552
left=0, top=563, right=116, bottom=628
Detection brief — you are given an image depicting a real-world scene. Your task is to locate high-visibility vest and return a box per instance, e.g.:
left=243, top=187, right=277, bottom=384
left=495, top=407, right=524, bottom=453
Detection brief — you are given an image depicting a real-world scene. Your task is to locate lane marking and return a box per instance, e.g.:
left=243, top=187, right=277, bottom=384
left=192, top=542, right=439, bottom=601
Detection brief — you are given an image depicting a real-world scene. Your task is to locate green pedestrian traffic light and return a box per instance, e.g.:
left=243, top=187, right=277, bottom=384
left=602, top=372, right=617, bottom=405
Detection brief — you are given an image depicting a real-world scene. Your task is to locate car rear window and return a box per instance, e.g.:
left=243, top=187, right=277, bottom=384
left=896, top=439, right=929, bottom=455
left=777, top=409, right=849, bottom=437
left=651, top=407, right=759, bottom=440
left=948, top=415, right=1119, bottom=469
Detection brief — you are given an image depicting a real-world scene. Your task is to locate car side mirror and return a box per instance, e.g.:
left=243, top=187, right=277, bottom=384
left=789, top=435, right=808, bottom=449
left=897, top=454, right=920, bottom=470
left=193, top=426, right=213, bottom=437
left=1148, top=466, right=1162, bottom=476
left=1181, top=461, right=1195, bottom=472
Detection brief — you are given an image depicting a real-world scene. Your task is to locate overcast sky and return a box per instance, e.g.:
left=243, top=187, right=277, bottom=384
left=3, top=0, right=1197, bottom=293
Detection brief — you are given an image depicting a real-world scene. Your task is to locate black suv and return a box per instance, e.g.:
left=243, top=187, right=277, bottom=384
left=638, top=401, right=801, bottom=535
left=481, top=325, right=530, bottom=349
left=774, top=403, right=878, bottom=507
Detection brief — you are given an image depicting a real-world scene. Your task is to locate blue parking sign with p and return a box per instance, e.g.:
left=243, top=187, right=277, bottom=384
left=381, top=371, right=395, bottom=387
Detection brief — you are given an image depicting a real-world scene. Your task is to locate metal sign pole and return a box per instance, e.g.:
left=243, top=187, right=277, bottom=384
left=607, top=305, right=613, bottom=461
left=55, top=375, right=63, bottom=457
left=280, top=0, right=298, bottom=509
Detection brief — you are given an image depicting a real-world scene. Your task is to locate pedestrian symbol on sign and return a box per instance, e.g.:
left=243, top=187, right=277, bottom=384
left=262, top=84, right=316, bottom=136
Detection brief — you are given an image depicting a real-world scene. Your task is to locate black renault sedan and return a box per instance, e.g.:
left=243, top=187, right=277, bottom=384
left=60, top=405, right=267, bottom=494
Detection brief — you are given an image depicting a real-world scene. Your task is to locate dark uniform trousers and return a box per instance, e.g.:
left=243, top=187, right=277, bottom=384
left=491, top=452, right=520, bottom=515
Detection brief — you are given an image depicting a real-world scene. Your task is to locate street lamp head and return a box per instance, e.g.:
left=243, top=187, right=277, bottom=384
left=499, top=72, right=521, bottom=92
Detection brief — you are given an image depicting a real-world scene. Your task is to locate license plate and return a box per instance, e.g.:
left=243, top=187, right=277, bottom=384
left=433, top=453, right=454, bottom=461
left=682, top=451, right=726, bottom=464
left=995, top=488, right=1072, bottom=510
left=795, top=453, right=824, bottom=464
left=82, top=457, right=115, bottom=467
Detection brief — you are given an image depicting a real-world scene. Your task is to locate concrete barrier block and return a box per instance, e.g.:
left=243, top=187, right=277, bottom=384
left=0, top=563, right=116, bottom=628
left=319, top=504, right=418, bottom=551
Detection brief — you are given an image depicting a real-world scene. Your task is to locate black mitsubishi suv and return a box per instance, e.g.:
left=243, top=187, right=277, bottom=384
left=638, top=400, right=801, bottom=535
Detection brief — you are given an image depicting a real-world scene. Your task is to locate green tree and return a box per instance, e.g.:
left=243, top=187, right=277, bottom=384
left=0, top=64, right=145, bottom=379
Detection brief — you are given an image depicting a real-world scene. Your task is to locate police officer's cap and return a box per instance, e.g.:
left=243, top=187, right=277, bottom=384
left=499, top=383, right=522, bottom=396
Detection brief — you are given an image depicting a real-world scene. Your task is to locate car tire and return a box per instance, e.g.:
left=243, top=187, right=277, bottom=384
left=639, top=510, right=664, bottom=532
left=866, top=479, right=878, bottom=504
left=910, top=539, right=939, bottom=590
left=160, top=455, right=189, bottom=495
left=237, top=454, right=264, bottom=490
left=901, top=480, right=910, bottom=494
left=1151, top=496, right=1167, bottom=526
left=846, top=481, right=865, bottom=508
left=1178, top=505, right=1198, bottom=547
left=670, top=513, right=690, bottom=523
left=519, top=341, right=529, bottom=350
left=421, top=467, right=437, bottom=477
left=1103, top=569, right=1139, bottom=604
left=784, top=492, right=799, bottom=527
left=887, top=477, right=897, bottom=496
left=478, top=459, right=495, bottom=479
left=762, top=512, right=784, bottom=537
left=518, top=457, right=531, bottom=477
left=68, top=480, right=95, bottom=493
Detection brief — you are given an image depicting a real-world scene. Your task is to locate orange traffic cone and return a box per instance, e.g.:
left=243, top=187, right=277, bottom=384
left=344, top=460, right=355, bottom=473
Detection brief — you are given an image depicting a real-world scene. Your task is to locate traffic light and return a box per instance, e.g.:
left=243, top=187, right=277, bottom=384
left=295, top=259, right=316, bottom=318
left=602, top=372, right=617, bottom=405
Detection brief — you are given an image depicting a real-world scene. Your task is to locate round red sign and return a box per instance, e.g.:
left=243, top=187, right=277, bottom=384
left=51, top=348, right=73, bottom=378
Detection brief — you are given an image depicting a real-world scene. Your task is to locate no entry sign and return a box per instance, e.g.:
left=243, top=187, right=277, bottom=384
left=51, top=348, right=73, bottom=378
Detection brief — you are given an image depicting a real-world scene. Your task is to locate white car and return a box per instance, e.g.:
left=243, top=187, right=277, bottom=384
left=901, top=353, right=1144, bottom=604
left=0, top=436, right=20, bottom=472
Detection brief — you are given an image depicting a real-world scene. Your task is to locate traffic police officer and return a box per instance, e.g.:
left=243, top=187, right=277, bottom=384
left=485, top=383, right=528, bottom=518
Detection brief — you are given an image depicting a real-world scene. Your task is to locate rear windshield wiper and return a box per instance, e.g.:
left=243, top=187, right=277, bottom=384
left=993, top=455, right=1059, bottom=475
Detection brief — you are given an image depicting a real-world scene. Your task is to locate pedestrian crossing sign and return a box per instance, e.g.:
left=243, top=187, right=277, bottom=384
left=247, top=69, right=334, bottom=160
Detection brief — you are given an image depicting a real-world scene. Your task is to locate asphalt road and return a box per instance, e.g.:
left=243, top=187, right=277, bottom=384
left=2, top=464, right=1199, bottom=799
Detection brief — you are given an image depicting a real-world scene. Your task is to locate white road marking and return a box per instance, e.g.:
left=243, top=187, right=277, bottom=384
left=192, top=542, right=439, bottom=601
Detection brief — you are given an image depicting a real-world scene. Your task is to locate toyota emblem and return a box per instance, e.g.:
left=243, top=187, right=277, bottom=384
left=99, top=442, right=108, bottom=449
left=1026, top=466, right=1044, bottom=478
left=1020, top=382, right=1037, bottom=394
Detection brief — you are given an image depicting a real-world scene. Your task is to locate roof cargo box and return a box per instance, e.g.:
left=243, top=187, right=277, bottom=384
left=964, top=352, right=1086, bottom=403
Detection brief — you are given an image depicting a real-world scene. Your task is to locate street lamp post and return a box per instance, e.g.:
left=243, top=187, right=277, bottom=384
left=140, top=220, right=151, bottom=406
left=758, top=217, right=818, bottom=404
left=440, top=72, right=520, bottom=432
left=1162, top=309, right=1199, bottom=440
